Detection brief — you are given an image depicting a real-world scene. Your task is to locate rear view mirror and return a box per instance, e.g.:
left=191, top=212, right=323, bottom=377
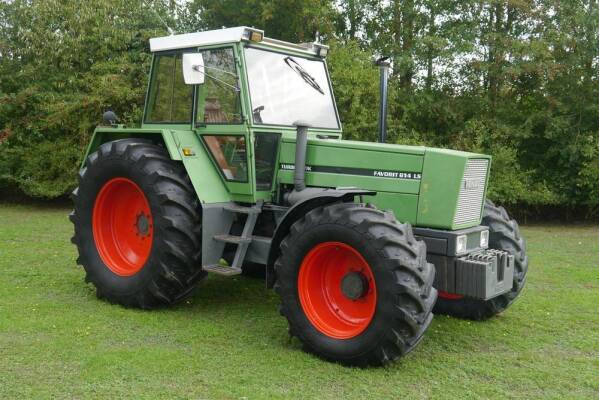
left=182, top=53, right=205, bottom=85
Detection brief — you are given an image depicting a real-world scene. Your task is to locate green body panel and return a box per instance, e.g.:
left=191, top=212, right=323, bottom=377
left=171, top=130, right=232, bottom=204
left=363, top=192, right=420, bottom=223
left=304, top=138, right=424, bottom=155
left=278, top=137, right=423, bottom=195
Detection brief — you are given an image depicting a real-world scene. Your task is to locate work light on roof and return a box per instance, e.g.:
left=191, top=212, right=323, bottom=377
left=242, top=28, right=263, bottom=42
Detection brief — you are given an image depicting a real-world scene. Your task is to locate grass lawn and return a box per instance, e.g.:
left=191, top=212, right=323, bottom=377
left=0, top=203, right=597, bottom=399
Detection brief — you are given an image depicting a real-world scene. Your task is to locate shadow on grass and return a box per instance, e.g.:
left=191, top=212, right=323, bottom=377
left=171, top=274, right=275, bottom=313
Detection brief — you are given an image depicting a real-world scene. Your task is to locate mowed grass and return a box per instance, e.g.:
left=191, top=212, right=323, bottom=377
left=0, top=204, right=597, bottom=400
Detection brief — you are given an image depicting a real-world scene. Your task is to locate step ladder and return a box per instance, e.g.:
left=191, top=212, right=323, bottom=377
left=203, top=201, right=263, bottom=276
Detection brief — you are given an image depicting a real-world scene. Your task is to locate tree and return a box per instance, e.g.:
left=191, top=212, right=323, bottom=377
left=186, top=0, right=337, bottom=41
left=0, top=0, right=172, bottom=197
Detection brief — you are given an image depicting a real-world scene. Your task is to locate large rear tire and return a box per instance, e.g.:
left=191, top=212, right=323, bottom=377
left=434, top=200, right=528, bottom=320
left=274, top=202, right=437, bottom=366
left=70, top=139, right=205, bottom=309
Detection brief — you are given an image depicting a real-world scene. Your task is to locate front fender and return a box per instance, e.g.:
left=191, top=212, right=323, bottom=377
left=266, top=188, right=375, bottom=287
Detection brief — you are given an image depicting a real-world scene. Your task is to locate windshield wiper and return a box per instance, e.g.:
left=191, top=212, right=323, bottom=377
left=284, top=57, right=325, bottom=95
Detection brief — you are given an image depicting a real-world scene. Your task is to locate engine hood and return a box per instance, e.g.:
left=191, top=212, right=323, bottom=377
left=277, top=137, right=491, bottom=230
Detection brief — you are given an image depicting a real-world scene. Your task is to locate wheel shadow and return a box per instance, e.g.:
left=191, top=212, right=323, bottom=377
left=173, top=274, right=277, bottom=314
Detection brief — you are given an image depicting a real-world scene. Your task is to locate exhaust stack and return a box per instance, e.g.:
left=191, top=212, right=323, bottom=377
left=285, top=121, right=322, bottom=205
left=292, top=121, right=310, bottom=192
left=375, top=57, right=390, bottom=143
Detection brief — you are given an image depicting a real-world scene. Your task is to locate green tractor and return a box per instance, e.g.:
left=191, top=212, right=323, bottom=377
left=70, top=27, right=528, bottom=366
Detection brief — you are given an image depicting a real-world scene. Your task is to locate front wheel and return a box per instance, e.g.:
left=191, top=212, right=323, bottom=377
left=434, top=200, right=529, bottom=320
left=274, top=203, right=437, bottom=366
left=70, top=139, right=205, bottom=309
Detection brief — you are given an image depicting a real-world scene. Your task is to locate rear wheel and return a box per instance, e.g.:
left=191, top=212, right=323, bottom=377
left=274, top=202, right=436, bottom=366
left=434, top=200, right=528, bottom=320
left=70, top=139, right=205, bottom=308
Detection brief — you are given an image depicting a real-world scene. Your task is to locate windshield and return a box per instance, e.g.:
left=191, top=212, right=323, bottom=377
left=244, top=47, right=339, bottom=129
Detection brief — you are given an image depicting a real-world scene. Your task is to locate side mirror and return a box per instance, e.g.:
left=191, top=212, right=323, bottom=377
left=182, top=53, right=205, bottom=85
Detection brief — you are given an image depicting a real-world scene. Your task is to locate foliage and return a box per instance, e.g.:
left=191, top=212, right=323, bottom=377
left=184, top=0, right=337, bottom=41
left=333, top=0, right=599, bottom=213
left=0, top=0, right=167, bottom=197
left=0, top=0, right=597, bottom=214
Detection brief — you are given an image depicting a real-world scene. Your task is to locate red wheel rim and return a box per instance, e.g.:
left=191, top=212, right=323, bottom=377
left=438, top=291, right=464, bottom=300
left=298, top=242, right=377, bottom=339
left=92, top=178, right=153, bottom=276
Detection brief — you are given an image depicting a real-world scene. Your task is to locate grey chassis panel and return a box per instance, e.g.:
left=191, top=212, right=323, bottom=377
left=201, top=203, right=235, bottom=267
left=414, top=225, right=489, bottom=257
left=245, top=235, right=271, bottom=265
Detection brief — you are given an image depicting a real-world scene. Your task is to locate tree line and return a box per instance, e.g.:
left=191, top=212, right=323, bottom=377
left=0, top=0, right=597, bottom=216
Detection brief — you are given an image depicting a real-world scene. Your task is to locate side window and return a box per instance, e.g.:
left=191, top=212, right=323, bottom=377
left=145, top=53, right=192, bottom=123
left=203, top=135, right=247, bottom=182
left=254, top=133, right=280, bottom=190
left=197, top=48, right=242, bottom=124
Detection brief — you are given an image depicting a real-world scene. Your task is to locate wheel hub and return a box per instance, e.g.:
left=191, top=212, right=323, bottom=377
left=136, top=213, right=151, bottom=236
left=340, top=271, right=369, bottom=300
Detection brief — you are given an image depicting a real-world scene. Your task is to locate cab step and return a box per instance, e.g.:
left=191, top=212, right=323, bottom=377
left=213, top=234, right=252, bottom=244
left=223, top=204, right=261, bottom=214
left=203, top=264, right=242, bottom=276
left=205, top=201, right=263, bottom=276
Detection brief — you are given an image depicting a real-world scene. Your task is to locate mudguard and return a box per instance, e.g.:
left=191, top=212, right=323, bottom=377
left=266, top=188, right=375, bottom=287
left=83, top=127, right=231, bottom=204
left=83, top=127, right=182, bottom=165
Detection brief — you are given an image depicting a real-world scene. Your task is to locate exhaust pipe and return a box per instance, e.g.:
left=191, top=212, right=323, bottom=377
left=285, top=121, right=322, bottom=205
left=375, top=57, right=390, bottom=143
left=292, top=121, right=310, bottom=192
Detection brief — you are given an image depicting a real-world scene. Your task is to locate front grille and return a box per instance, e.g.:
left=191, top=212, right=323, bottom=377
left=453, top=159, right=489, bottom=226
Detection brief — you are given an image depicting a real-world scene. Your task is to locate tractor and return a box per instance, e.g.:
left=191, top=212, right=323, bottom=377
left=70, top=27, right=528, bottom=366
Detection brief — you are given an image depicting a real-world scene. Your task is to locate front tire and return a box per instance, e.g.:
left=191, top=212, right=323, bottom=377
left=274, top=203, right=437, bottom=366
left=434, top=200, right=529, bottom=320
left=70, top=139, right=205, bottom=309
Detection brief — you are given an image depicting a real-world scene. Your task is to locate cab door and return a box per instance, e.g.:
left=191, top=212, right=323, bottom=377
left=193, top=46, right=254, bottom=202
left=253, top=131, right=281, bottom=200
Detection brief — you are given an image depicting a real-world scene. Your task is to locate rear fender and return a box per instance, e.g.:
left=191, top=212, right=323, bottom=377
left=83, top=128, right=181, bottom=166
left=83, top=127, right=230, bottom=204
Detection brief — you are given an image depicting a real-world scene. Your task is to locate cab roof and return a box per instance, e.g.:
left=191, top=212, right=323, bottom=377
left=149, top=26, right=329, bottom=58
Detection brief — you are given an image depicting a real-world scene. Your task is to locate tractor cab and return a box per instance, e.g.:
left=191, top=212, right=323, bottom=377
left=142, top=27, right=339, bottom=203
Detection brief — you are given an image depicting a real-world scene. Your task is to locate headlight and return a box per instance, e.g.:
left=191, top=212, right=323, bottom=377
left=456, top=235, right=467, bottom=254
left=480, top=230, right=489, bottom=248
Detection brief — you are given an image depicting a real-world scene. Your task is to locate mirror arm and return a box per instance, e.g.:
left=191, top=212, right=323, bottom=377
left=193, top=64, right=238, bottom=78
left=199, top=71, right=240, bottom=92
